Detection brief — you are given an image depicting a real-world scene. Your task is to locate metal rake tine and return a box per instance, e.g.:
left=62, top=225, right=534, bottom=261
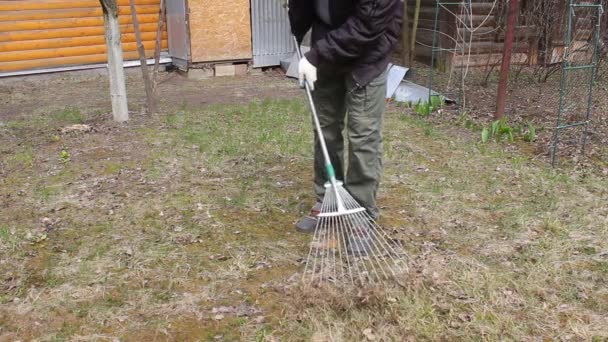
left=329, top=214, right=337, bottom=282
left=340, top=194, right=409, bottom=275
left=362, top=217, right=410, bottom=275
left=306, top=226, right=321, bottom=285
left=362, top=213, right=410, bottom=265
left=320, top=218, right=330, bottom=283
left=337, top=216, right=354, bottom=284
left=344, top=212, right=384, bottom=283
left=342, top=213, right=379, bottom=284
left=303, top=218, right=321, bottom=284
left=329, top=215, right=338, bottom=282
left=316, top=215, right=336, bottom=284
left=339, top=213, right=366, bottom=284
left=360, top=220, right=394, bottom=279
left=302, top=182, right=410, bottom=285
left=335, top=216, right=343, bottom=282
left=305, top=195, right=331, bottom=285
left=321, top=208, right=353, bottom=284
left=349, top=211, right=391, bottom=280
left=346, top=213, right=395, bottom=279
left=359, top=211, right=408, bottom=273
left=319, top=192, right=336, bottom=284
left=342, top=192, right=408, bottom=262
left=318, top=220, right=328, bottom=285
left=319, top=190, right=338, bottom=284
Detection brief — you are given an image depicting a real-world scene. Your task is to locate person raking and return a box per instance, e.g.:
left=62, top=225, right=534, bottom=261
left=288, top=0, right=403, bottom=232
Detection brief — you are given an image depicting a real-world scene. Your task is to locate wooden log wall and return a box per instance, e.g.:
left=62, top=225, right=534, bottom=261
left=0, top=0, right=167, bottom=73
left=398, top=0, right=601, bottom=69
left=400, top=0, right=534, bottom=69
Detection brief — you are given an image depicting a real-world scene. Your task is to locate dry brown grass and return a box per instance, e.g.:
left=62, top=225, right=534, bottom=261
left=0, top=71, right=607, bottom=341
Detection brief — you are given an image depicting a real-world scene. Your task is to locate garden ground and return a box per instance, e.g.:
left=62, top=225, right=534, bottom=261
left=0, top=67, right=607, bottom=341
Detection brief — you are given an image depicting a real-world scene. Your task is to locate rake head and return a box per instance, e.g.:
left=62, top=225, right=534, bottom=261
left=302, top=181, right=409, bottom=285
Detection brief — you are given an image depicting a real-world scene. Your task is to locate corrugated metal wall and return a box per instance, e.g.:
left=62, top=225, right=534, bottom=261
left=251, top=0, right=293, bottom=68
left=0, top=0, right=167, bottom=73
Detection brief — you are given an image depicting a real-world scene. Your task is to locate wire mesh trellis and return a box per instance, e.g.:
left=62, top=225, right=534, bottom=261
left=424, top=0, right=604, bottom=166
left=551, top=0, right=604, bottom=166
left=427, top=0, right=472, bottom=115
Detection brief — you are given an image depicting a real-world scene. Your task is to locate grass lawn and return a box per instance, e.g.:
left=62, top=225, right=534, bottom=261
left=1, top=73, right=607, bottom=341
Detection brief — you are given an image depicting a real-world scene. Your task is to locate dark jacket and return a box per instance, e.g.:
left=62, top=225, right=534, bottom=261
left=288, top=0, right=403, bottom=87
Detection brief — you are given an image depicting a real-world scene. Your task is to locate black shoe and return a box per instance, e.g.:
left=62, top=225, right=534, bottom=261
left=295, top=202, right=322, bottom=233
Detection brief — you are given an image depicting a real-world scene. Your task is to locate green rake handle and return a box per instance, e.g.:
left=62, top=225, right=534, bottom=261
left=293, top=36, right=346, bottom=212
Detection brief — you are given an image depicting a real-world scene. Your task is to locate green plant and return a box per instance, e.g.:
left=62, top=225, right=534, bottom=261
left=480, top=119, right=538, bottom=144
left=481, top=118, right=515, bottom=143
left=413, top=96, right=443, bottom=116
left=481, top=127, right=490, bottom=143
left=52, top=107, right=84, bottom=124
left=523, top=123, right=536, bottom=142
left=0, top=225, right=19, bottom=250
left=457, top=111, right=469, bottom=124
left=414, top=100, right=431, bottom=116
left=480, top=119, right=539, bottom=144
left=11, top=148, right=34, bottom=168
left=458, top=111, right=483, bottom=130
left=103, top=162, right=123, bottom=175
left=0, top=225, right=10, bottom=241
left=35, top=184, right=58, bottom=201
left=60, top=149, right=70, bottom=162
left=430, top=95, right=442, bottom=109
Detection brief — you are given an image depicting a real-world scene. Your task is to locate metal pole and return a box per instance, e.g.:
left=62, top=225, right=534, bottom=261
left=495, top=0, right=519, bottom=119
left=551, top=0, right=574, bottom=167
left=459, top=0, right=471, bottom=114
left=292, top=37, right=347, bottom=213
left=581, top=7, right=602, bottom=156
left=428, top=2, right=440, bottom=110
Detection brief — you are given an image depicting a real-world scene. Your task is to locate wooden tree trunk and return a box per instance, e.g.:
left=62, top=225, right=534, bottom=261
left=152, top=0, right=166, bottom=89
left=495, top=0, right=519, bottom=119
left=402, top=0, right=410, bottom=66
left=409, top=0, right=421, bottom=66
left=100, top=0, right=128, bottom=122
left=129, top=0, right=156, bottom=113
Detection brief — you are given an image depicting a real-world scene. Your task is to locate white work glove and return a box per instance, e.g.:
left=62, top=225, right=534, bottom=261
left=298, top=56, right=317, bottom=91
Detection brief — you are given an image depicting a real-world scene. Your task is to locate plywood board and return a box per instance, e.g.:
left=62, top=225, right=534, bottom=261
left=189, top=0, right=252, bottom=62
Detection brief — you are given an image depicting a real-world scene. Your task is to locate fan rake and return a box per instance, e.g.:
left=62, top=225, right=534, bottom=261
left=293, top=37, right=409, bottom=285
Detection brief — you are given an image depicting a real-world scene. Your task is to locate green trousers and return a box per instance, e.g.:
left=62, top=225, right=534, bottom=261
left=311, top=68, right=387, bottom=219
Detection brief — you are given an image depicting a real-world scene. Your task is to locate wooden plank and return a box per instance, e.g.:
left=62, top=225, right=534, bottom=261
left=0, top=6, right=160, bottom=21
left=0, top=13, right=160, bottom=32
left=467, top=41, right=528, bottom=54
left=452, top=52, right=529, bottom=67
left=0, top=23, right=159, bottom=42
left=0, top=49, right=157, bottom=72
left=0, top=40, right=167, bottom=63
left=0, top=0, right=160, bottom=11
left=0, top=0, right=168, bottom=72
left=0, top=32, right=167, bottom=52
left=497, top=25, right=538, bottom=41
left=189, top=0, right=252, bottom=62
